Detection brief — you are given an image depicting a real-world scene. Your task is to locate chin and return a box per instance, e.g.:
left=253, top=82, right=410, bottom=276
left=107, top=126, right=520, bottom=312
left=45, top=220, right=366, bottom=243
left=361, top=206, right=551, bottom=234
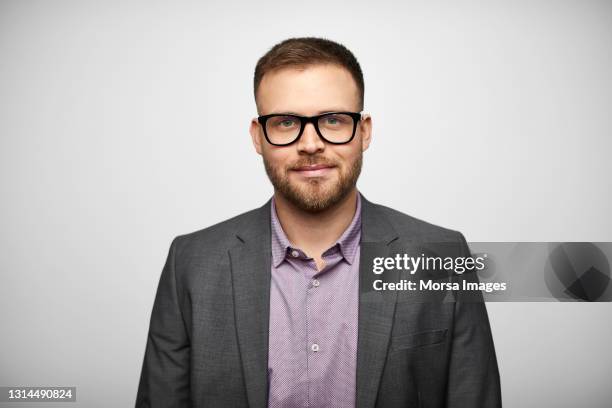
left=286, top=184, right=348, bottom=212
left=292, top=178, right=336, bottom=193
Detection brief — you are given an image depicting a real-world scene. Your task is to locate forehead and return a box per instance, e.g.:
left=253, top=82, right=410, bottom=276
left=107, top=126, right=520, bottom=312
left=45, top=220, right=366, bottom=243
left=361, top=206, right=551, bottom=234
left=256, top=64, right=360, bottom=115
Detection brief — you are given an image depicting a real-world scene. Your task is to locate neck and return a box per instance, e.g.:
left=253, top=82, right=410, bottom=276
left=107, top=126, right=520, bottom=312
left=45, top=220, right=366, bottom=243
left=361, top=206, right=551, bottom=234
left=273, top=188, right=359, bottom=261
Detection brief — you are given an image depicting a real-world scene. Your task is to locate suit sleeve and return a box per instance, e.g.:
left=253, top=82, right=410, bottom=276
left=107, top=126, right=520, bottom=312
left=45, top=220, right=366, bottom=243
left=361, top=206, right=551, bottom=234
left=136, top=237, right=191, bottom=407
left=445, top=233, right=502, bottom=408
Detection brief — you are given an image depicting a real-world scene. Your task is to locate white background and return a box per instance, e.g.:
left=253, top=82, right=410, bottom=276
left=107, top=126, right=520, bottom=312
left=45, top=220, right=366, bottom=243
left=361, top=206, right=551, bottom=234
left=1, top=0, right=611, bottom=406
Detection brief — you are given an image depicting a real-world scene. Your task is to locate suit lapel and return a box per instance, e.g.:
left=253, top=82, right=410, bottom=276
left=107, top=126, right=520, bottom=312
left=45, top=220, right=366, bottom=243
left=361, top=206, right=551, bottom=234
left=356, top=196, right=400, bottom=408
left=230, top=200, right=272, bottom=408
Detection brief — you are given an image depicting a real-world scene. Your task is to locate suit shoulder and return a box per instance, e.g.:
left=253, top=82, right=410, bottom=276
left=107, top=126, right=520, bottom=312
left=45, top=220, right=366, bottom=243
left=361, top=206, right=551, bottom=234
left=170, top=206, right=262, bottom=255
left=376, top=203, right=466, bottom=242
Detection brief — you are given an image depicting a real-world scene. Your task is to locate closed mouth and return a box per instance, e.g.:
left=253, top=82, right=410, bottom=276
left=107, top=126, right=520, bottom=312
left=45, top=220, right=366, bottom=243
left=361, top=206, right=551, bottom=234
left=293, top=164, right=335, bottom=171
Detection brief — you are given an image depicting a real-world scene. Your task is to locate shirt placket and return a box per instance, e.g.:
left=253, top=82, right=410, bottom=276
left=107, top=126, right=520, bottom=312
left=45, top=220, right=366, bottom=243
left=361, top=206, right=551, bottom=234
left=304, top=250, right=342, bottom=408
left=302, top=254, right=316, bottom=408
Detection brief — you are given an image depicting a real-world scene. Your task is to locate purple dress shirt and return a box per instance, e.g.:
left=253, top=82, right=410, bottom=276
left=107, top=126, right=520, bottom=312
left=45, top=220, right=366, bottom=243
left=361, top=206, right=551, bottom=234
left=268, top=194, right=362, bottom=408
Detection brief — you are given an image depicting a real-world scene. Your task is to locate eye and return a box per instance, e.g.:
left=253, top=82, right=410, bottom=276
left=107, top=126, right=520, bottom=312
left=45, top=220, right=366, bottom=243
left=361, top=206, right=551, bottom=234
left=322, top=114, right=348, bottom=126
left=270, top=116, right=299, bottom=129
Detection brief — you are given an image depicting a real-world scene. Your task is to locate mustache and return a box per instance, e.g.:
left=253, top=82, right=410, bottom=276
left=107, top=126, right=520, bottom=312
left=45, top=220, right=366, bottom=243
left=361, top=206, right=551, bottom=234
left=288, top=157, right=338, bottom=170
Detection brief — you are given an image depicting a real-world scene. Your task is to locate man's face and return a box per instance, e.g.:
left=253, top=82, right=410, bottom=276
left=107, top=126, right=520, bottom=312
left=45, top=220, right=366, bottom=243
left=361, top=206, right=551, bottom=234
left=250, top=64, right=372, bottom=212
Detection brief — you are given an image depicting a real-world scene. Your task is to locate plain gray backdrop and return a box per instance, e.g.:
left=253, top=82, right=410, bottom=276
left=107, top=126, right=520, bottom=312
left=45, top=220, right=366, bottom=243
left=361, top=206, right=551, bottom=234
left=1, top=0, right=611, bottom=407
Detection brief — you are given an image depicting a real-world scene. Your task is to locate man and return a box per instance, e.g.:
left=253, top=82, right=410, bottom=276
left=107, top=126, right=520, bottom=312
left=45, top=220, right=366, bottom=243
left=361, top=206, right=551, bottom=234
left=136, top=37, right=501, bottom=408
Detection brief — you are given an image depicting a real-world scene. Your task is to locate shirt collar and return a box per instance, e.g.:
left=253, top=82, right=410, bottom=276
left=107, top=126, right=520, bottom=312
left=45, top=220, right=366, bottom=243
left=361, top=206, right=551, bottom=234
left=270, top=192, right=362, bottom=267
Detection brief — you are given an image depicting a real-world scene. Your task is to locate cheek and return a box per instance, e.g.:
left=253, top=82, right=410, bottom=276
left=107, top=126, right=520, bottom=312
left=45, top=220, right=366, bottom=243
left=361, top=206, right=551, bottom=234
left=334, top=146, right=361, bottom=166
left=263, top=147, right=294, bottom=169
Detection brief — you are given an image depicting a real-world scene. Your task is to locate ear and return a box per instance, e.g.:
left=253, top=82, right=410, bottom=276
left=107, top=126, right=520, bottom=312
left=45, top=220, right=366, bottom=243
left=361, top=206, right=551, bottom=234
left=359, top=113, right=372, bottom=152
left=249, top=118, right=263, bottom=155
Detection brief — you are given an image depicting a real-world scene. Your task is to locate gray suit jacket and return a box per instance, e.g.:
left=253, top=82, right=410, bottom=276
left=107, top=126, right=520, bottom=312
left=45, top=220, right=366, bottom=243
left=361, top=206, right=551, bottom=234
left=136, top=196, right=501, bottom=407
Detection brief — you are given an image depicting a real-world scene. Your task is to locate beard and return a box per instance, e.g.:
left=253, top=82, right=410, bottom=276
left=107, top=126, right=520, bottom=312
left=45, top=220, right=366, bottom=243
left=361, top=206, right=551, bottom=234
left=263, top=154, right=362, bottom=213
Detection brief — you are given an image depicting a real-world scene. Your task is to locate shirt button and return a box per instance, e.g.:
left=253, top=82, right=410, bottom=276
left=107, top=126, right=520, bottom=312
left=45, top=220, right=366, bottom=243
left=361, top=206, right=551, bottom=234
left=291, top=250, right=299, bottom=258
left=311, top=343, right=320, bottom=352
left=312, top=279, right=320, bottom=287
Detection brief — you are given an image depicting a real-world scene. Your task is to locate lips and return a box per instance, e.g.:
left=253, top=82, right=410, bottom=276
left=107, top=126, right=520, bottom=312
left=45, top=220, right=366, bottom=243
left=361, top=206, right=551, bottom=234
left=291, top=163, right=336, bottom=177
left=293, top=164, right=334, bottom=171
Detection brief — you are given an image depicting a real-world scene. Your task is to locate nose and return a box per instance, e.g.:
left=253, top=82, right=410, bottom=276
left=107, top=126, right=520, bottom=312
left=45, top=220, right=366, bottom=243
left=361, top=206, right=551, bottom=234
left=296, top=122, right=325, bottom=154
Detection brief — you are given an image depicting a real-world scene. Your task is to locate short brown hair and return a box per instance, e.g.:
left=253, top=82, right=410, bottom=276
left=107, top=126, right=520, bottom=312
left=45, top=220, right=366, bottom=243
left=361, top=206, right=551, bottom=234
left=254, top=37, right=364, bottom=111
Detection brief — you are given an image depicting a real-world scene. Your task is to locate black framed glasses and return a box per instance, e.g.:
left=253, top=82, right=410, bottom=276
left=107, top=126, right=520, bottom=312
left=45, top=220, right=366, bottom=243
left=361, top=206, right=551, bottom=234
left=257, top=112, right=362, bottom=146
